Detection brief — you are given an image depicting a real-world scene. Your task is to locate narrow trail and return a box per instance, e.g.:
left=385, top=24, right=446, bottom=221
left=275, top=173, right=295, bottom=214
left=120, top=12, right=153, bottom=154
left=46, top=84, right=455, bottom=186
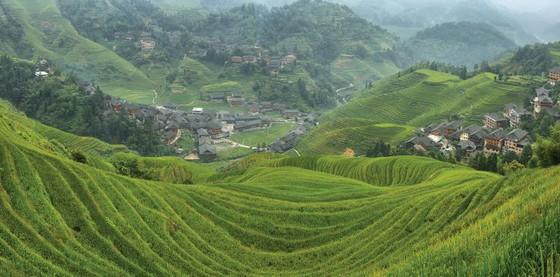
left=168, top=129, right=181, bottom=145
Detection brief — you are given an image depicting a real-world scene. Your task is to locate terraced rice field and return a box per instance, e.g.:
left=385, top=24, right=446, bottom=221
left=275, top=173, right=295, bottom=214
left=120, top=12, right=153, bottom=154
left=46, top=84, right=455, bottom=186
left=0, top=102, right=558, bottom=276
left=298, top=70, right=530, bottom=154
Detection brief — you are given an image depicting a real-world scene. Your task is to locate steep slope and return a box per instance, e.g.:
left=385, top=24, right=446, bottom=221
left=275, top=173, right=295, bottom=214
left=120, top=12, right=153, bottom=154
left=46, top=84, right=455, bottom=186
left=0, top=101, right=559, bottom=275
left=392, top=22, right=517, bottom=67
left=298, top=69, right=529, bottom=155
left=2, top=0, right=155, bottom=103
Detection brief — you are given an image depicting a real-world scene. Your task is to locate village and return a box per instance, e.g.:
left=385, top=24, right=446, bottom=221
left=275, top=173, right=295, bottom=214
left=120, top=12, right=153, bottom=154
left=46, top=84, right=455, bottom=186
left=403, top=68, right=560, bottom=160
left=107, top=93, right=314, bottom=162
left=34, top=30, right=315, bottom=163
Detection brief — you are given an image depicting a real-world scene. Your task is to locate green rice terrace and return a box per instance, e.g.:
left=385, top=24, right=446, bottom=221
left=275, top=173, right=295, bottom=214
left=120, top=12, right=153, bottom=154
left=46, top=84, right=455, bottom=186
left=0, top=101, right=559, bottom=276
left=298, top=69, right=531, bottom=155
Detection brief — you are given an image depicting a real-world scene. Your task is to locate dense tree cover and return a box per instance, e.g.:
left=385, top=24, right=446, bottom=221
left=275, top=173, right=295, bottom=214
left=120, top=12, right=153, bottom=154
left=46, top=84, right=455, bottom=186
left=57, top=0, right=395, bottom=66
left=252, top=77, right=335, bottom=109
left=503, top=43, right=557, bottom=75
left=534, top=123, right=560, bottom=167
left=365, top=142, right=391, bottom=158
left=379, top=22, right=517, bottom=68
left=57, top=0, right=186, bottom=64
left=0, top=55, right=168, bottom=156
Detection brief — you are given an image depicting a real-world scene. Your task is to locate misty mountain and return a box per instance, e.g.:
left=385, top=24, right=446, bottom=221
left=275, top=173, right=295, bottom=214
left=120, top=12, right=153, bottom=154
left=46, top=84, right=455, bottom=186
left=345, top=0, right=538, bottom=45
left=382, top=22, right=517, bottom=67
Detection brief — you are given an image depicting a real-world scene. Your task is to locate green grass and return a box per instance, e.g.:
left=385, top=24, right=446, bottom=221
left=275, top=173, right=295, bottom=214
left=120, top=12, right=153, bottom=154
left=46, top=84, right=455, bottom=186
left=231, top=123, right=296, bottom=147
left=298, top=69, right=530, bottom=155
left=0, top=88, right=558, bottom=275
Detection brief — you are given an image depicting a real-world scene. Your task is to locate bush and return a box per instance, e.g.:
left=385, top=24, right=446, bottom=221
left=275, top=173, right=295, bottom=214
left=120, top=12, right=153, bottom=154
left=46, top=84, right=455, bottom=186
left=70, top=150, right=88, bottom=164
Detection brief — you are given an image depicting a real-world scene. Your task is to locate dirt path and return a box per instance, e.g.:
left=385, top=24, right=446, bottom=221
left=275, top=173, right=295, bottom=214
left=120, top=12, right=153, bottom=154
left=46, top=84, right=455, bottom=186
left=168, top=129, right=181, bottom=145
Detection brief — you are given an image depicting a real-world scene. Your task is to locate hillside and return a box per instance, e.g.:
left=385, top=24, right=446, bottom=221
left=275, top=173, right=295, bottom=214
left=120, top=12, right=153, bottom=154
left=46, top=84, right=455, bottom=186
left=298, top=69, right=530, bottom=155
left=500, top=41, right=560, bottom=75
left=387, top=22, right=517, bottom=67
left=23, top=0, right=400, bottom=112
left=0, top=102, right=559, bottom=275
left=1, top=0, right=156, bottom=103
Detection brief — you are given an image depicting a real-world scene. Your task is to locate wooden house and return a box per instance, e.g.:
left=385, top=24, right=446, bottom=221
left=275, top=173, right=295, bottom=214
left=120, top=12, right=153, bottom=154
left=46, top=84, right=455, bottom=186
left=503, top=129, right=530, bottom=155
left=549, top=67, right=560, bottom=86
left=484, top=129, right=507, bottom=154
left=484, top=113, right=508, bottom=129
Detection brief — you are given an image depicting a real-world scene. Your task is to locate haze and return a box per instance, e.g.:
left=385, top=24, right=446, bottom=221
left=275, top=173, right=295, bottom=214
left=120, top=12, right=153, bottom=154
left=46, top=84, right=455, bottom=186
left=490, top=0, right=560, bottom=12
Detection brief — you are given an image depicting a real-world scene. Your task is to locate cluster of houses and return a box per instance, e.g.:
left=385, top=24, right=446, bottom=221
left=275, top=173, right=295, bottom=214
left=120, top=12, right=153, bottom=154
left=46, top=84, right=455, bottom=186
left=269, top=115, right=318, bottom=153
left=107, top=91, right=310, bottom=162
left=214, top=110, right=271, bottom=133
left=404, top=87, right=559, bottom=158
left=204, top=91, right=247, bottom=107
left=203, top=90, right=303, bottom=118
left=113, top=31, right=156, bottom=51
left=228, top=51, right=297, bottom=75
left=404, top=118, right=530, bottom=158
left=267, top=54, right=297, bottom=75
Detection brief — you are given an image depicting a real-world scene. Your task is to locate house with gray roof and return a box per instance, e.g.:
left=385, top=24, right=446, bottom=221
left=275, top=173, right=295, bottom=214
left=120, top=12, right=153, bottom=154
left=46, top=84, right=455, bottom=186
left=503, top=129, right=530, bottom=155
left=484, top=129, right=508, bottom=154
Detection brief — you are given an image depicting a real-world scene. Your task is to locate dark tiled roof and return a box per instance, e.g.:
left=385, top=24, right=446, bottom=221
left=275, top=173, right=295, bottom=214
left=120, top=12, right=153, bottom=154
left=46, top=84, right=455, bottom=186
left=485, top=113, right=506, bottom=121
left=487, top=129, right=507, bottom=140
left=536, top=87, right=550, bottom=97
left=199, top=144, right=216, bottom=155
left=458, top=140, right=476, bottom=150
left=505, top=129, right=529, bottom=142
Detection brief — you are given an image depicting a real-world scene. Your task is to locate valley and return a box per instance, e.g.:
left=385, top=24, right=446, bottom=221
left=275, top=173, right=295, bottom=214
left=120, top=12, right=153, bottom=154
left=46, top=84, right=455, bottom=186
left=0, top=0, right=559, bottom=275
left=0, top=102, right=559, bottom=275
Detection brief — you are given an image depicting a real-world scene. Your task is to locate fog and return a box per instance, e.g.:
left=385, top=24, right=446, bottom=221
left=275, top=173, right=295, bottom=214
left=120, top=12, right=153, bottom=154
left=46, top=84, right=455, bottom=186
left=490, top=0, right=560, bottom=12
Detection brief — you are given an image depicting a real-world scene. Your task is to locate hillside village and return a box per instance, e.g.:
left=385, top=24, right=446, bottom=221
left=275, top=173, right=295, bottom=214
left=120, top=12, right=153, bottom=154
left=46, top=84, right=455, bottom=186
left=404, top=82, right=560, bottom=163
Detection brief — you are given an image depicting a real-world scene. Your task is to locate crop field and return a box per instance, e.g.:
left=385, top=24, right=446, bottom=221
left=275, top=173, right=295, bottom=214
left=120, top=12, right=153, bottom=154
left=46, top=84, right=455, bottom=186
left=298, top=70, right=530, bottom=154
left=297, top=120, right=415, bottom=155
left=0, top=102, right=558, bottom=276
